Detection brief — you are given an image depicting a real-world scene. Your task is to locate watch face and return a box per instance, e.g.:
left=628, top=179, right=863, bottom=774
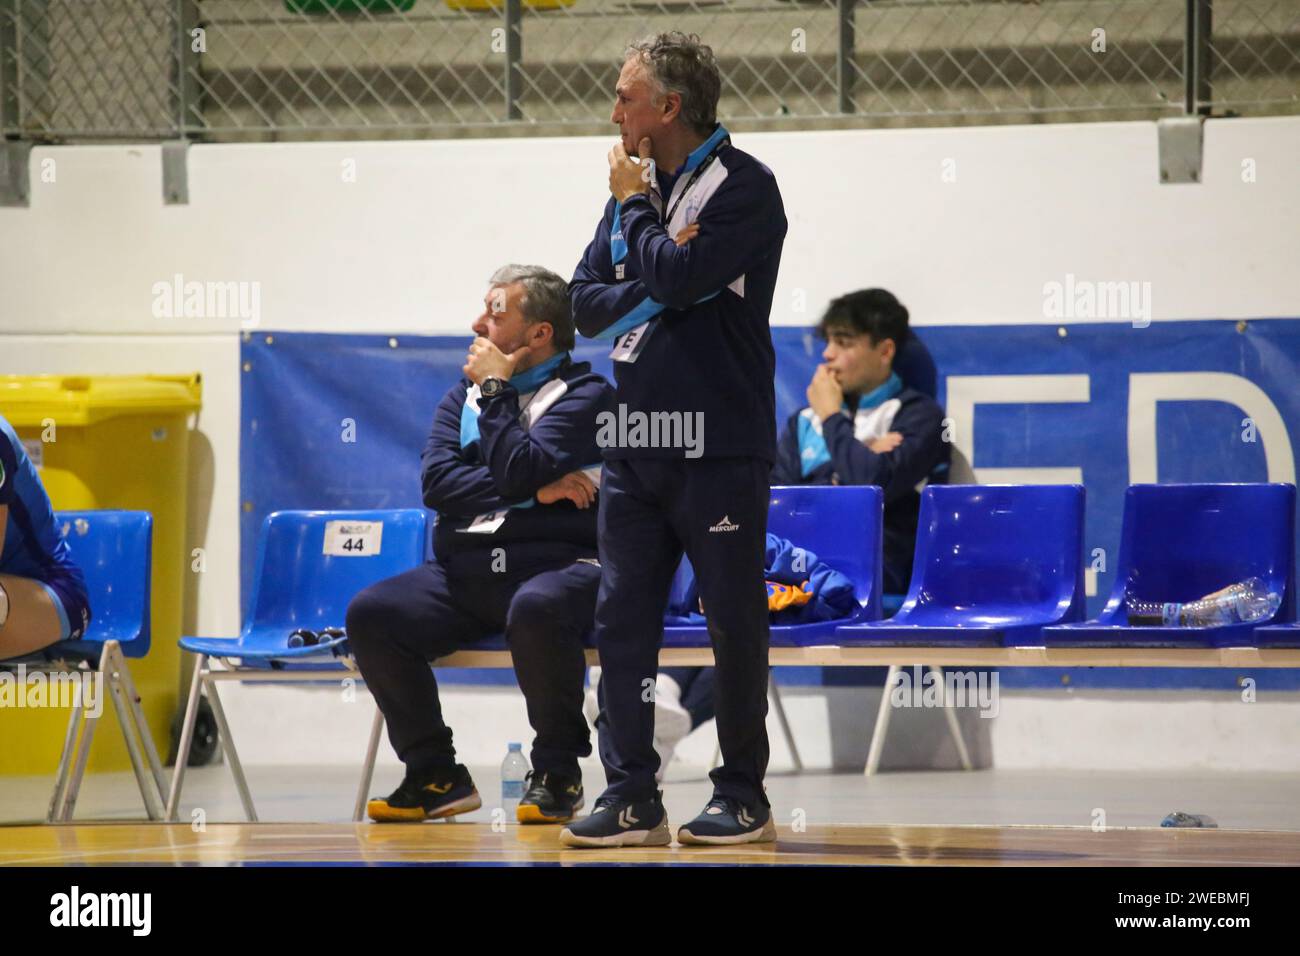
left=482, top=378, right=501, bottom=396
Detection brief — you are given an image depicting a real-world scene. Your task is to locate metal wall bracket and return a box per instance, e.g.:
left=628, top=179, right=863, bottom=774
left=1157, top=116, right=1204, bottom=185
left=0, top=139, right=32, bottom=206
left=162, top=139, right=190, bottom=205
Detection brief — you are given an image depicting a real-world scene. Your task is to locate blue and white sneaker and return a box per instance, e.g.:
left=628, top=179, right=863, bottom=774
left=676, top=796, right=777, bottom=845
left=558, top=793, right=671, bottom=848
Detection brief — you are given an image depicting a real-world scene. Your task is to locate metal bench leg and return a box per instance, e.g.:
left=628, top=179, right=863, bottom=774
left=768, top=673, right=803, bottom=772
left=60, top=645, right=112, bottom=821
left=166, top=653, right=206, bottom=821
left=112, top=643, right=167, bottom=801
left=103, top=643, right=162, bottom=820
left=60, top=708, right=99, bottom=822
left=865, top=665, right=901, bottom=776
left=354, top=707, right=385, bottom=822
left=47, top=689, right=85, bottom=823
left=205, top=679, right=258, bottom=822
left=930, top=664, right=973, bottom=771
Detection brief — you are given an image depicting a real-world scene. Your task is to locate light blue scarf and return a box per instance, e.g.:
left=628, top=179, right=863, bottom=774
left=598, top=124, right=732, bottom=342
left=459, top=351, right=568, bottom=450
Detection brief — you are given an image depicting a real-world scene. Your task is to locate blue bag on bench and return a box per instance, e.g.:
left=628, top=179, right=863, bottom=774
left=665, top=532, right=857, bottom=627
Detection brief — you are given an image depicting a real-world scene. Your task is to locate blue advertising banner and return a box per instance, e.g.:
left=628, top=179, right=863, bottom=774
left=241, top=319, right=1300, bottom=689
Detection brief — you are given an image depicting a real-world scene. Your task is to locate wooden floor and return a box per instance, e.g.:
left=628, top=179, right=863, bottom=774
left=3, top=821, right=1297, bottom=866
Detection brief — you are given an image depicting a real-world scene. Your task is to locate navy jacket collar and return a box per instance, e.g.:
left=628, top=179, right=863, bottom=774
left=674, top=123, right=730, bottom=176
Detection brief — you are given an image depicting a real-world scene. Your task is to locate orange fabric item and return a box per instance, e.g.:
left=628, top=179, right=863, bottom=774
left=766, top=579, right=813, bottom=612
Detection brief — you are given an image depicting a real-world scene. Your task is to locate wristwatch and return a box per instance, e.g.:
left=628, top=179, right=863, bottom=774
left=480, top=376, right=508, bottom=399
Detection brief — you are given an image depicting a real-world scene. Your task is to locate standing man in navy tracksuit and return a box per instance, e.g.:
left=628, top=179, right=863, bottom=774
left=348, top=265, right=615, bottom=826
left=560, top=32, right=788, bottom=848
left=645, top=293, right=952, bottom=770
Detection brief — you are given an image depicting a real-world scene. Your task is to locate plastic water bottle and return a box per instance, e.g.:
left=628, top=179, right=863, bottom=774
left=1126, top=577, right=1281, bottom=627
left=500, top=743, right=530, bottom=818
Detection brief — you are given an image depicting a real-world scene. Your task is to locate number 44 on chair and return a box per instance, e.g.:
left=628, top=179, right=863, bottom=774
left=323, top=520, right=383, bottom=556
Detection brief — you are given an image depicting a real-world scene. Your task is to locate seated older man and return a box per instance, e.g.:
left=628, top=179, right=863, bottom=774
left=348, top=265, right=614, bottom=825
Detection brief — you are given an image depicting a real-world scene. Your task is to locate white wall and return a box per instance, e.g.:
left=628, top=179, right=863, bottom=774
left=2, top=115, right=1298, bottom=771
left=3, top=116, right=1297, bottom=339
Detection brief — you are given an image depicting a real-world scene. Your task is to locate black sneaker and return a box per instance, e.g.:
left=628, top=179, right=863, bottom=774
left=676, top=795, right=776, bottom=845
left=517, top=770, right=584, bottom=824
left=558, top=792, right=670, bottom=848
left=367, top=764, right=482, bottom=823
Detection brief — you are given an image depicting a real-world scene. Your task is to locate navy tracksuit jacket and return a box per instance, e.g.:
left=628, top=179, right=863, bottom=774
left=570, top=124, right=788, bottom=806
left=346, top=356, right=616, bottom=778
left=423, top=357, right=613, bottom=560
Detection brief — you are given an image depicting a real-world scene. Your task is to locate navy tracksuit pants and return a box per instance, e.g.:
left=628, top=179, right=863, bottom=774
left=594, top=456, right=772, bottom=807
left=346, top=543, right=600, bottom=779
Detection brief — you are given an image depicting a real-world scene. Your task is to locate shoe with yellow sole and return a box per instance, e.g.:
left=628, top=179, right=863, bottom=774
left=517, top=770, right=584, bottom=824
left=367, top=764, right=482, bottom=822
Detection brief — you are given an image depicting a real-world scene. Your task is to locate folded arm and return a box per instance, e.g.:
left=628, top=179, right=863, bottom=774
left=618, top=171, right=786, bottom=311
left=476, top=380, right=610, bottom=501
left=820, top=403, right=948, bottom=503
left=419, top=386, right=518, bottom=516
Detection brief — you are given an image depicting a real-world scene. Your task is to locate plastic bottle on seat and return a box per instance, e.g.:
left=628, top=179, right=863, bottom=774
left=1126, top=577, right=1281, bottom=627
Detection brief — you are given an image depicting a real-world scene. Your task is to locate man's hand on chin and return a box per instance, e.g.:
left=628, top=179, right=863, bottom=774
left=807, top=364, right=845, bottom=422
left=608, top=137, right=654, bottom=203
left=463, top=337, right=528, bottom=385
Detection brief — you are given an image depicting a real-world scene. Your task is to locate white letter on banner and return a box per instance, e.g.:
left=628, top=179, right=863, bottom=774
left=1127, top=373, right=1295, bottom=485
left=945, top=374, right=1094, bottom=594
left=944, top=375, right=1090, bottom=486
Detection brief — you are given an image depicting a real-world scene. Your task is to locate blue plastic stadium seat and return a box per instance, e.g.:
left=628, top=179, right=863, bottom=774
left=1043, top=483, right=1296, bottom=648
left=35, top=510, right=153, bottom=662
left=180, top=509, right=427, bottom=664
left=836, top=484, right=1086, bottom=647
left=662, top=485, right=883, bottom=648
left=880, top=593, right=907, bottom=617
left=1254, top=622, right=1300, bottom=647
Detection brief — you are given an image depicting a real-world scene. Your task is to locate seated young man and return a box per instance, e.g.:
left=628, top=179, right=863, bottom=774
left=349, top=264, right=615, bottom=825
left=773, top=287, right=949, bottom=591
left=652, top=288, right=949, bottom=765
left=0, top=415, right=92, bottom=660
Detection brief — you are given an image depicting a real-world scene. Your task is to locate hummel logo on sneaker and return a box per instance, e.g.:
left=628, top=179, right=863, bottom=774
left=425, top=782, right=453, bottom=794
left=708, top=515, right=740, bottom=533
left=618, top=807, right=640, bottom=829
left=738, top=807, right=754, bottom=826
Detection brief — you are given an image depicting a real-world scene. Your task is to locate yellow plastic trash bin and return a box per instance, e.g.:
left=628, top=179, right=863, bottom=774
left=0, top=374, right=202, bottom=776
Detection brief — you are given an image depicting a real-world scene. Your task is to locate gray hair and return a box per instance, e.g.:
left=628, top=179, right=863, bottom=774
left=625, top=32, right=721, bottom=137
left=488, top=264, right=575, bottom=351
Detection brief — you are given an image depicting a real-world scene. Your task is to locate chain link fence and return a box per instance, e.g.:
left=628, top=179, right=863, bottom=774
left=1200, top=0, right=1300, bottom=112
left=1, top=0, right=1296, bottom=141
